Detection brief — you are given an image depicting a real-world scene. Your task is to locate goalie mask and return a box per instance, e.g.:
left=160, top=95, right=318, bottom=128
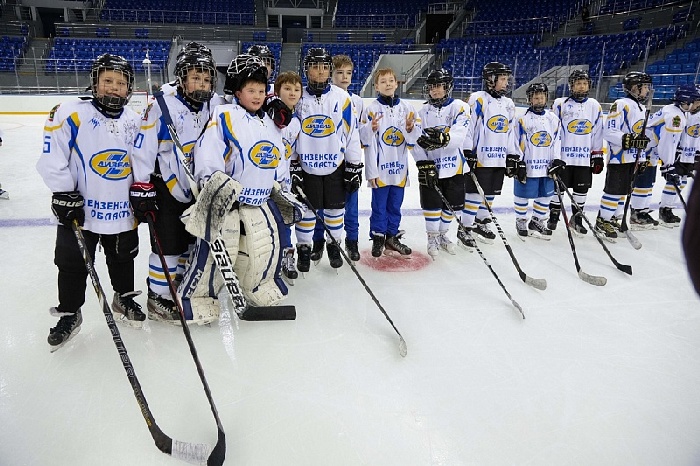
left=422, top=68, right=454, bottom=107
left=247, top=44, right=276, bottom=78
left=623, top=71, right=653, bottom=104
left=90, top=53, right=134, bottom=111
left=526, top=82, right=549, bottom=113
left=303, top=47, right=333, bottom=95
left=482, top=62, right=513, bottom=97
left=568, top=69, right=592, bottom=100
left=224, top=53, right=268, bottom=97
left=175, top=46, right=217, bottom=103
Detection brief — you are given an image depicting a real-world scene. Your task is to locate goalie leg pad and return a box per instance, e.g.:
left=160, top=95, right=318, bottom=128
left=181, top=171, right=241, bottom=242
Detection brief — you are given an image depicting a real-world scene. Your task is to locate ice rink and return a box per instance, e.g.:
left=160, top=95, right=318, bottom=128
left=1, top=112, right=700, bottom=466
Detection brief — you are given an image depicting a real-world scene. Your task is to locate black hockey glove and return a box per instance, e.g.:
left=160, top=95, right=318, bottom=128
left=548, top=159, right=566, bottom=178
left=129, top=182, right=158, bottom=223
left=417, top=127, right=450, bottom=151
left=591, top=151, right=604, bottom=174
left=695, top=150, right=700, bottom=164
left=621, top=132, right=650, bottom=151
left=661, top=164, right=680, bottom=185
left=416, top=160, right=438, bottom=189
left=464, top=149, right=478, bottom=171
left=674, top=160, right=693, bottom=177
left=344, top=162, right=363, bottom=193
left=515, top=160, right=527, bottom=183
left=505, top=153, right=520, bottom=178
left=51, top=191, right=84, bottom=227
left=264, top=95, right=293, bottom=129
left=289, top=160, right=304, bottom=196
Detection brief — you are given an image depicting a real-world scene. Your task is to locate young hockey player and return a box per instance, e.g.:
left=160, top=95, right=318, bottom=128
left=274, top=71, right=303, bottom=283
left=645, top=85, right=700, bottom=226
left=669, top=84, right=700, bottom=228
left=462, top=62, right=518, bottom=245
left=309, top=54, right=365, bottom=263
left=549, top=69, right=604, bottom=235
left=247, top=44, right=276, bottom=93
left=131, top=43, right=217, bottom=323
left=596, top=71, right=652, bottom=240
left=0, top=127, right=7, bottom=199
left=291, top=47, right=362, bottom=271
left=513, top=83, right=565, bottom=240
left=37, top=54, right=144, bottom=351
left=412, top=68, right=471, bottom=258
left=360, top=67, right=416, bottom=257
left=180, top=54, right=301, bottom=324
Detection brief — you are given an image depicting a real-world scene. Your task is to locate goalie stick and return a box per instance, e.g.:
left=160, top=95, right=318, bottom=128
left=553, top=178, right=607, bottom=286
left=153, top=92, right=293, bottom=321
left=468, top=171, right=547, bottom=291
left=434, top=185, right=525, bottom=319
left=72, top=220, right=225, bottom=466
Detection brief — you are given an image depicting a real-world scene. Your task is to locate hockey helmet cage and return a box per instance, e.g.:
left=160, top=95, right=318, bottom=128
left=303, top=47, right=333, bottom=93
left=622, top=71, right=653, bottom=104
left=526, top=82, right=549, bottom=112
left=175, top=47, right=217, bottom=103
left=224, top=53, right=268, bottom=96
left=90, top=53, right=134, bottom=110
left=482, top=62, right=513, bottom=96
left=246, top=44, right=276, bottom=73
left=422, top=68, right=454, bottom=106
left=568, top=69, right=592, bottom=100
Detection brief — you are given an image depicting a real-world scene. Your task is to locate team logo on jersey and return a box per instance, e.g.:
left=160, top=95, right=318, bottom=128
left=486, top=115, right=509, bottom=133
left=301, top=115, right=336, bottom=138
left=283, top=138, right=293, bottom=159
left=530, top=131, right=553, bottom=147
left=381, top=126, right=405, bottom=147
left=248, top=141, right=280, bottom=169
left=610, top=103, right=617, bottom=113
left=90, top=149, right=131, bottom=180
left=631, top=119, right=645, bottom=134
left=566, top=119, right=593, bottom=135
left=686, top=124, right=700, bottom=138
left=672, top=116, right=681, bottom=128
left=182, top=141, right=195, bottom=166
left=48, top=104, right=60, bottom=122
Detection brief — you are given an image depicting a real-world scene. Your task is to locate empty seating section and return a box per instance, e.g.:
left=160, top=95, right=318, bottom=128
left=334, top=0, right=428, bottom=28
left=599, top=0, right=688, bottom=15
left=463, top=0, right=580, bottom=36
left=0, top=36, right=27, bottom=72
left=301, top=43, right=410, bottom=94
left=99, top=0, right=254, bottom=25
left=46, top=38, right=170, bottom=73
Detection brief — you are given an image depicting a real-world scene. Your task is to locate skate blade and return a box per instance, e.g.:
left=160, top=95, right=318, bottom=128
left=440, top=247, right=457, bottom=255
left=458, top=243, right=476, bottom=252
left=282, top=276, right=295, bottom=286
left=383, top=249, right=412, bottom=259
left=528, top=232, right=552, bottom=241
left=517, top=234, right=528, bottom=242
left=474, top=235, right=494, bottom=244
left=568, top=225, right=587, bottom=237
left=630, top=223, right=656, bottom=231
left=659, top=221, right=678, bottom=229
left=49, top=326, right=81, bottom=353
left=113, top=314, right=145, bottom=328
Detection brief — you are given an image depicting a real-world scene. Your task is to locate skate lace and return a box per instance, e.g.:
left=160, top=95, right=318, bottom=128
left=427, top=234, right=440, bottom=249
left=51, top=313, right=79, bottom=335
left=438, top=234, right=453, bottom=246
left=117, top=291, right=143, bottom=317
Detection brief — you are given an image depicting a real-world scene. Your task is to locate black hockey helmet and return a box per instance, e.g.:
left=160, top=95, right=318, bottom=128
left=568, top=69, right=592, bottom=100
left=526, top=82, right=549, bottom=112
left=90, top=53, right=134, bottom=110
left=422, top=68, right=454, bottom=107
left=303, top=47, right=333, bottom=94
left=623, top=71, right=653, bottom=104
left=246, top=44, right=276, bottom=73
left=176, top=42, right=213, bottom=61
left=224, top=53, right=268, bottom=96
left=175, top=46, right=217, bottom=103
left=673, top=84, right=700, bottom=109
left=482, top=62, right=513, bottom=97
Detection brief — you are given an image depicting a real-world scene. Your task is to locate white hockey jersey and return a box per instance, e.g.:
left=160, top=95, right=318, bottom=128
left=604, top=96, right=647, bottom=164
left=276, top=115, right=301, bottom=191
left=295, top=85, right=362, bottom=175
left=467, top=91, right=517, bottom=167
left=514, top=109, right=562, bottom=178
left=678, top=110, right=700, bottom=164
left=132, top=93, right=211, bottom=203
left=644, top=103, right=687, bottom=166
left=412, top=98, right=470, bottom=178
left=194, top=104, right=283, bottom=206
left=350, top=92, right=364, bottom=126
left=37, top=99, right=141, bottom=234
left=360, top=97, right=418, bottom=187
left=551, top=96, right=604, bottom=167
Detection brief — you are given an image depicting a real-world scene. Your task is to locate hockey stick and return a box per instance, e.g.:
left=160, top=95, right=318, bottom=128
left=553, top=177, right=607, bottom=286
left=618, top=108, right=651, bottom=250
left=153, top=92, right=292, bottom=321
left=434, top=185, right=525, bottom=319
left=554, top=177, right=632, bottom=275
left=296, top=187, right=408, bottom=356
left=468, top=171, right=547, bottom=291
left=670, top=178, right=688, bottom=211
left=72, top=220, right=225, bottom=466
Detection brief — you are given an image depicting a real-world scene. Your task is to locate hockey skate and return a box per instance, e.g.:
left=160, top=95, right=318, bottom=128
left=0, top=189, right=8, bottom=200
left=371, top=233, right=385, bottom=258
left=281, top=247, right=298, bottom=285
left=659, top=206, right=681, bottom=227
left=384, top=232, right=412, bottom=258
left=147, top=289, right=181, bottom=324
left=516, top=218, right=529, bottom=240
left=609, top=215, right=622, bottom=232
left=438, top=233, right=457, bottom=254
left=296, top=243, right=312, bottom=273
left=528, top=217, right=552, bottom=240
left=427, top=232, right=440, bottom=259
left=457, top=226, right=476, bottom=250
left=345, top=239, right=360, bottom=262
left=310, top=239, right=325, bottom=264
left=568, top=211, right=588, bottom=236
left=595, top=214, right=617, bottom=242
left=547, top=207, right=561, bottom=231
left=111, top=291, right=146, bottom=327
left=471, top=218, right=495, bottom=244
left=48, top=310, right=82, bottom=352
left=630, top=209, right=658, bottom=230
left=326, top=240, right=343, bottom=269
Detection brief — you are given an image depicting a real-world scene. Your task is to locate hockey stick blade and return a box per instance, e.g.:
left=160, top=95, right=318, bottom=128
left=239, top=305, right=297, bottom=321
left=624, top=230, right=642, bottom=250
left=578, top=270, right=607, bottom=286
left=522, top=273, right=547, bottom=291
